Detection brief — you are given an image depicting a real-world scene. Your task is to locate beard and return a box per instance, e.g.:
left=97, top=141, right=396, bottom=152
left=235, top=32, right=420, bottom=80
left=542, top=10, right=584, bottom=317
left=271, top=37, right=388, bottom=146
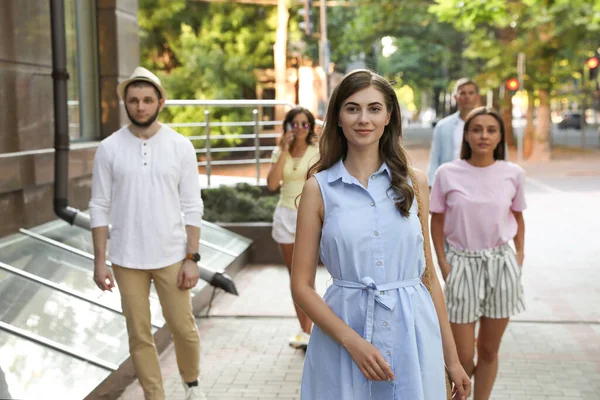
left=126, top=106, right=160, bottom=128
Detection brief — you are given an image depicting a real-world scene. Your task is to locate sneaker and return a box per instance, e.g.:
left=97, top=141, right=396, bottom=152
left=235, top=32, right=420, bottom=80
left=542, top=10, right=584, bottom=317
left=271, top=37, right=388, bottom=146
left=183, top=384, right=207, bottom=400
left=289, top=331, right=310, bottom=349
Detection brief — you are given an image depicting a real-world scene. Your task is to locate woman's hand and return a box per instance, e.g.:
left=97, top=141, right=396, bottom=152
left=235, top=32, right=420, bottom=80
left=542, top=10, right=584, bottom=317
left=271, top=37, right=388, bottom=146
left=439, top=259, right=452, bottom=282
left=344, top=336, right=395, bottom=382
left=280, top=130, right=294, bottom=152
left=447, top=362, right=471, bottom=400
left=516, top=251, right=524, bottom=267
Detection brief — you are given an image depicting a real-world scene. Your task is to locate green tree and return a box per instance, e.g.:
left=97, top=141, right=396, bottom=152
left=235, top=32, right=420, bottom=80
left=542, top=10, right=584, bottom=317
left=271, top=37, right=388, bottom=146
left=138, top=0, right=279, bottom=151
left=430, top=0, right=600, bottom=160
left=324, top=1, right=469, bottom=118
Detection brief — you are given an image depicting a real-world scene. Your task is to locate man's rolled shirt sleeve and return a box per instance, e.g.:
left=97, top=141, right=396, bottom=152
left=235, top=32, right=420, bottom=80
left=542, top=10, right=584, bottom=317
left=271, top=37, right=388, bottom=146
left=179, top=139, right=204, bottom=227
left=89, top=144, right=112, bottom=228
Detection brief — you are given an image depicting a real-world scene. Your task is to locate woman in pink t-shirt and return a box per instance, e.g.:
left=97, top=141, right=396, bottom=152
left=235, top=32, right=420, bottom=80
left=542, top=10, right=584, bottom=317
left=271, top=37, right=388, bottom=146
left=430, top=106, right=526, bottom=400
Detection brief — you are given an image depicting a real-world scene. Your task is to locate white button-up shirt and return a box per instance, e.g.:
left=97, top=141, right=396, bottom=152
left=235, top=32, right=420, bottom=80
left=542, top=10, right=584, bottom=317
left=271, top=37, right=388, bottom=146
left=89, top=125, right=203, bottom=269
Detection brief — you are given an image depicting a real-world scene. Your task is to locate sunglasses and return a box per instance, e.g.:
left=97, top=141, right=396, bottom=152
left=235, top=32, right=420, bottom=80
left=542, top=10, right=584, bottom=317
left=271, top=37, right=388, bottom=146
left=292, top=122, right=310, bottom=129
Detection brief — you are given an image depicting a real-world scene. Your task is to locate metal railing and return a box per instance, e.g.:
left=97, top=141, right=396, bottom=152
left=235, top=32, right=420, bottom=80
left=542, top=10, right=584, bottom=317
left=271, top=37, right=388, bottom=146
left=164, top=99, right=323, bottom=187
left=1, top=100, right=324, bottom=186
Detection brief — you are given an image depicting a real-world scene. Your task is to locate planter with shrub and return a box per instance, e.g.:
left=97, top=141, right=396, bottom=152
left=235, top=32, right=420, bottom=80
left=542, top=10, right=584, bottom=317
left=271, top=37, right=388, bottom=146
left=201, top=183, right=278, bottom=223
left=202, top=183, right=282, bottom=263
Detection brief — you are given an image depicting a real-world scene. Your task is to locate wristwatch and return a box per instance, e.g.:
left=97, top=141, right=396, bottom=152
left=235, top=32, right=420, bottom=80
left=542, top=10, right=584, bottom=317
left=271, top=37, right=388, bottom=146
left=185, top=252, right=201, bottom=263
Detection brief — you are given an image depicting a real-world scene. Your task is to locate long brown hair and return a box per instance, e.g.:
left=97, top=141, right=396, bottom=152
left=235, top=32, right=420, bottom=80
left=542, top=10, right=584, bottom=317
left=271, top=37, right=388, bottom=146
left=308, top=69, right=414, bottom=217
left=460, top=106, right=506, bottom=160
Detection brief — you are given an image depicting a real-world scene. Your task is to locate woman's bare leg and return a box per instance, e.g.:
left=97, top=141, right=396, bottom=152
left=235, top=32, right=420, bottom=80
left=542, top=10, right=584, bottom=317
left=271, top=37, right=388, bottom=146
left=280, top=243, right=312, bottom=334
left=474, top=317, right=509, bottom=400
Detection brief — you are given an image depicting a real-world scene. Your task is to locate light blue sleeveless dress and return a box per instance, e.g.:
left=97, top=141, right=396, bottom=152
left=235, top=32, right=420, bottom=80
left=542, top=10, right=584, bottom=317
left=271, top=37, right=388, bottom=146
left=301, top=160, right=446, bottom=400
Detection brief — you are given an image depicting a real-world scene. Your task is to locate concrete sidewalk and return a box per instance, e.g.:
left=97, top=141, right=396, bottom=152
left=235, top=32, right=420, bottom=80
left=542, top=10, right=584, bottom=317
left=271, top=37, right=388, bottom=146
left=118, top=149, right=600, bottom=400
left=118, top=266, right=600, bottom=400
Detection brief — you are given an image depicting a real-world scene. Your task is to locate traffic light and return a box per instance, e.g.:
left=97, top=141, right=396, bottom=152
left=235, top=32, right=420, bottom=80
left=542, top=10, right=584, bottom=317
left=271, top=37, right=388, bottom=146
left=587, top=56, right=599, bottom=80
left=298, top=0, right=313, bottom=35
left=506, top=78, right=519, bottom=95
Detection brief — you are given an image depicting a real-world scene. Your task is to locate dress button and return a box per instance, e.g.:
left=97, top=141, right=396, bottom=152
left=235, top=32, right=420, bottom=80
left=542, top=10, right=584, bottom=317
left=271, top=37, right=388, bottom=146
left=383, top=321, right=388, bottom=327
left=370, top=175, right=376, bottom=180
left=370, top=201, right=375, bottom=207
left=143, top=143, right=147, bottom=146
left=374, top=231, right=379, bottom=236
left=376, top=261, right=382, bottom=266
left=379, top=291, right=384, bottom=295
left=144, top=163, right=147, bottom=166
left=386, top=351, right=391, bottom=356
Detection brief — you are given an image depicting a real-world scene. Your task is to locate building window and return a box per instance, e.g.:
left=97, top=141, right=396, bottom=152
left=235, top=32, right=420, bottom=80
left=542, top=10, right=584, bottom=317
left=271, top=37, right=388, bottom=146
left=65, top=0, right=100, bottom=141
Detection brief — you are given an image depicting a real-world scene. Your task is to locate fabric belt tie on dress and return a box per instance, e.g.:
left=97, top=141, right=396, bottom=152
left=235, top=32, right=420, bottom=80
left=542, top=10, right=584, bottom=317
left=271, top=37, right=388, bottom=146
left=332, top=276, right=421, bottom=343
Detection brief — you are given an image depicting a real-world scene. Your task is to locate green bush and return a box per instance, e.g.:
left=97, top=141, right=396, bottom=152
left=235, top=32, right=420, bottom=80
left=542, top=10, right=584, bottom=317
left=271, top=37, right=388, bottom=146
left=201, top=183, right=278, bottom=222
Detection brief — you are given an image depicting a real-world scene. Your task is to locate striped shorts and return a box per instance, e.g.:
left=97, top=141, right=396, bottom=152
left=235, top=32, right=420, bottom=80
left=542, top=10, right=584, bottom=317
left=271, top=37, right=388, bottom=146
left=444, top=243, right=526, bottom=324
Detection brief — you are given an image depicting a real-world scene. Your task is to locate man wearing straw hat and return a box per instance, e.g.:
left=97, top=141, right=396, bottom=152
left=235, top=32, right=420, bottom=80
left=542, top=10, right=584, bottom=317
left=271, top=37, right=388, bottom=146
left=89, top=66, right=206, bottom=400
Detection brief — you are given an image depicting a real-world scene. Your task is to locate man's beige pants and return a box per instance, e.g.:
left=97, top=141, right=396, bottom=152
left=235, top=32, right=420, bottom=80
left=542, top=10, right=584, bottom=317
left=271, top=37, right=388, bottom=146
left=113, top=261, right=200, bottom=400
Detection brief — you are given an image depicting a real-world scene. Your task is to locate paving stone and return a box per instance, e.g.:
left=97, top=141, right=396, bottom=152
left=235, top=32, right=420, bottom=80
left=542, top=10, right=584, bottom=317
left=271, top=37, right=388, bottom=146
left=118, top=148, right=600, bottom=400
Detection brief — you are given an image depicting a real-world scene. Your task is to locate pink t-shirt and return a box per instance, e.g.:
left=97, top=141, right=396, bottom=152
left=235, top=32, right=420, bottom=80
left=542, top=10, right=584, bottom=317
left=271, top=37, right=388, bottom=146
left=429, top=159, right=527, bottom=251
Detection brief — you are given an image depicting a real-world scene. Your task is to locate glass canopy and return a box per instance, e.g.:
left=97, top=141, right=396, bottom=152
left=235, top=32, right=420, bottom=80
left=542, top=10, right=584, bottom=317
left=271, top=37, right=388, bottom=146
left=0, top=330, right=110, bottom=400
left=0, top=217, right=251, bottom=399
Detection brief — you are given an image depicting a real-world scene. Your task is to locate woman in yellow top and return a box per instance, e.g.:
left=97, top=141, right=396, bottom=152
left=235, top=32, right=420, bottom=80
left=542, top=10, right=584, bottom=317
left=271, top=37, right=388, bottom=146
left=267, top=107, right=320, bottom=349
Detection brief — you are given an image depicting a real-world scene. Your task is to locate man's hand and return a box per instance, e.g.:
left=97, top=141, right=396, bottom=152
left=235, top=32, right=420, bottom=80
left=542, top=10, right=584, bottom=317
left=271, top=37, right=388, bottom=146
left=177, top=259, right=200, bottom=290
left=94, top=263, right=115, bottom=291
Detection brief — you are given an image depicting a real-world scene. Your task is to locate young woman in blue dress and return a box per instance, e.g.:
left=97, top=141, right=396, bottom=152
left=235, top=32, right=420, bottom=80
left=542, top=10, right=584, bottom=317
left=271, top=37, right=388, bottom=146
left=290, top=69, right=471, bottom=399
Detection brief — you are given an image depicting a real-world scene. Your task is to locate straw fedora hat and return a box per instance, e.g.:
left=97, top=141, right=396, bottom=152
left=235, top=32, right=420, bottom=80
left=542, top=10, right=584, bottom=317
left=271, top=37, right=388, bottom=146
left=117, top=66, right=168, bottom=101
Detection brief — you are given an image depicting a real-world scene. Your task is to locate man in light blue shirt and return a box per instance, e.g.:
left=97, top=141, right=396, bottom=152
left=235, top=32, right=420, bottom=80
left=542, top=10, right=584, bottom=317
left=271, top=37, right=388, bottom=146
left=427, top=78, right=480, bottom=185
